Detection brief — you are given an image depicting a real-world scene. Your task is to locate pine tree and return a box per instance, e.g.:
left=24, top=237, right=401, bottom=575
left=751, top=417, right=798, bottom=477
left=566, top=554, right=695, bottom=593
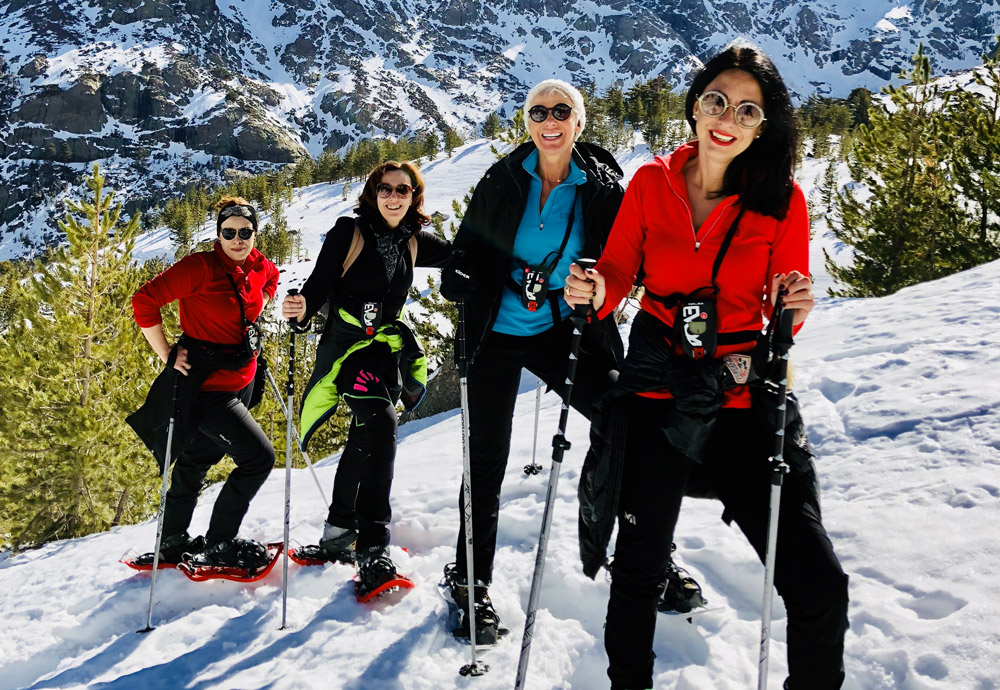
left=481, top=112, right=502, bottom=139
left=948, top=50, right=1000, bottom=263
left=0, top=165, right=157, bottom=550
left=444, top=128, right=464, bottom=157
left=825, top=45, right=963, bottom=297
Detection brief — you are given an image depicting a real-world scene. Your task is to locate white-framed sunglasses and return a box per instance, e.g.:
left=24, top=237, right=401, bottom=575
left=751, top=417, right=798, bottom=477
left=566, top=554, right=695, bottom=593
left=696, top=90, right=767, bottom=129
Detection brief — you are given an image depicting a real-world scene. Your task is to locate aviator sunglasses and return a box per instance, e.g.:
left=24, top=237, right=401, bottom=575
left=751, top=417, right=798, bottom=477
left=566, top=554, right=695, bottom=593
left=376, top=182, right=414, bottom=198
left=527, top=103, right=573, bottom=123
left=696, top=90, right=767, bottom=129
left=220, top=226, right=255, bottom=241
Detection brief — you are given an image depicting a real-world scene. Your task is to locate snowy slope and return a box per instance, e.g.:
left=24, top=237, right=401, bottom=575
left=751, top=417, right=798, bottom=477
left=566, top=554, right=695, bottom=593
left=2, top=144, right=999, bottom=690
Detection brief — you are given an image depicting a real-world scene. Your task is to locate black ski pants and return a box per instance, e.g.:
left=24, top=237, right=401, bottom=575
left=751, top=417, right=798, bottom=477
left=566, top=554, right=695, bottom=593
left=324, top=343, right=398, bottom=553
left=454, top=319, right=616, bottom=584
left=161, top=383, right=275, bottom=544
left=605, top=396, right=849, bottom=690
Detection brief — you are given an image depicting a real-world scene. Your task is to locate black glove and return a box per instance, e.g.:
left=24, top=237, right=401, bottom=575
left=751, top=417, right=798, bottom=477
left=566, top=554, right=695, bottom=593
left=440, top=254, right=476, bottom=302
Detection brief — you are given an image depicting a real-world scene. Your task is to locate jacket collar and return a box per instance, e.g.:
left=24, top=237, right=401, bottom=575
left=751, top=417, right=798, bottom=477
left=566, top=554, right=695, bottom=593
left=212, top=241, right=265, bottom=275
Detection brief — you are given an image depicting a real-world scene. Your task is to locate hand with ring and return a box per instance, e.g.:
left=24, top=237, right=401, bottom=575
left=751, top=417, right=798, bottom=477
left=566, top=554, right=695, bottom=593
left=563, top=262, right=606, bottom=311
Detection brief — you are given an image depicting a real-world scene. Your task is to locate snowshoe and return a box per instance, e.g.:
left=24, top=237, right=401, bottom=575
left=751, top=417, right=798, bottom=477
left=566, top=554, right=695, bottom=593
left=657, top=546, right=707, bottom=614
left=178, top=538, right=282, bottom=582
left=289, top=525, right=357, bottom=566
left=288, top=543, right=355, bottom=566
left=442, top=562, right=510, bottom=646
left=122, top=532, right=205, bottom=570
left=353, top=547, right=414, bottom=602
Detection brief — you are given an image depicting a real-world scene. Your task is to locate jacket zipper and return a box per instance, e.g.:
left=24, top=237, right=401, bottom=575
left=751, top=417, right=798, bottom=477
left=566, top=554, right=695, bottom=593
left=664, top=166, right=736, bottom=252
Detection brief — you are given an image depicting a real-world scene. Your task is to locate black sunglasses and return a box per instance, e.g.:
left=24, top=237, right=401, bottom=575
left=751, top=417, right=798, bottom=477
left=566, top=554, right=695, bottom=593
left=220, top=226, right=255, bottom=240
left=375, top=183, right=414, bottom=198
left=527, top=103, right=573, bottom=123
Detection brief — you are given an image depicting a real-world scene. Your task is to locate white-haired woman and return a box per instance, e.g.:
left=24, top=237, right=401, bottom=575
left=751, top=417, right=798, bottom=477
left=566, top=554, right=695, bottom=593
left=438, top=79, right=626, bottom=643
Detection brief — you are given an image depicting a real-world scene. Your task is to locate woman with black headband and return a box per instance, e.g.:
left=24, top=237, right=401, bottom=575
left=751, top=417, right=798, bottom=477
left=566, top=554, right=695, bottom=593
left=129, top=196, right=280, bottom=573
left=566, top=42, right=849, bottom=689
left=281, top=161, right=451, bottom=598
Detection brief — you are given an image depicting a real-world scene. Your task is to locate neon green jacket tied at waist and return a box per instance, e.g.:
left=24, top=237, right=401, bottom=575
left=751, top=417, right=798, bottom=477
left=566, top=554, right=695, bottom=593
left=299, top=306, right=427, bottom=450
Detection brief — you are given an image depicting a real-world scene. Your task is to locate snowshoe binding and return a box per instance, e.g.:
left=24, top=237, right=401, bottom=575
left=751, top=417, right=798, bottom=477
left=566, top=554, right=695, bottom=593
left=122, top=532, right=205, bottom=570
left=354, top=546, right=414, bottom=603
left=178, top=537, right=281, bottom=582
left=443, top=562, right=510, bottom=646
left=289, top=524, right=357, bottom=566
left=657, top=544, right=707, bottom=614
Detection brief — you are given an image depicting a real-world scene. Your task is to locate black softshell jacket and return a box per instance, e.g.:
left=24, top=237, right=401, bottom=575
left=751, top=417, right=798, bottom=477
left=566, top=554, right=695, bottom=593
left=449, top=140, right=627, bottom=366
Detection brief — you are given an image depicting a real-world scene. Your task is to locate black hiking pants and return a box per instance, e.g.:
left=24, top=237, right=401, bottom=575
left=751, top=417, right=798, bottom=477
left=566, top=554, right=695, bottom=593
left=605, top=397, right=849, bottom=690
left=325, top=343, right=399, bottom=553
left=161, top=383, right=275, bottom=544
left=454, top=318, right=617, bottom=584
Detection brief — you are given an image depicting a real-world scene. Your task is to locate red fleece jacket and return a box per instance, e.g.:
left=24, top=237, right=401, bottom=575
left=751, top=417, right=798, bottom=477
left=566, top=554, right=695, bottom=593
left=596, top=142, right=809, bottom=406
left=133, top=243, right=279, bottom=392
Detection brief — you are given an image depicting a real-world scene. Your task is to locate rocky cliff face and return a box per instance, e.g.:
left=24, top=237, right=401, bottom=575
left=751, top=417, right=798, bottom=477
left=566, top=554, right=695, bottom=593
left=0, top=0, right=997, bottom=257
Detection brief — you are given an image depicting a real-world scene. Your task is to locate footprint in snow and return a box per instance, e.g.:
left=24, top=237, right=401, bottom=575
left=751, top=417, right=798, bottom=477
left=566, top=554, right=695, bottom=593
left=901, top=589, right=967, bottom=620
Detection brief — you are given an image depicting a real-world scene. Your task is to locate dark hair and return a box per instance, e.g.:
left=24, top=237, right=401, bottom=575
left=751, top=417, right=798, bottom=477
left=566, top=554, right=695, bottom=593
left=215, top=195, right=258, bottom=234
left=685, top=41, right=798, bottom=219
left=356, top=160, right=431, bottom=227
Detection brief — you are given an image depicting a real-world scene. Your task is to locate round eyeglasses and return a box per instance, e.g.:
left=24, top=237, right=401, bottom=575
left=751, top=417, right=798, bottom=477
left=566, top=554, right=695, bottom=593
left=696, top=91, right=766, bottom=129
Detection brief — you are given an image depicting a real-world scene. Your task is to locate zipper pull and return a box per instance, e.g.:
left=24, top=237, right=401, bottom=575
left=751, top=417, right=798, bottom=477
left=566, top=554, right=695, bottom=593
left=695, top=241, right=701, bottom=251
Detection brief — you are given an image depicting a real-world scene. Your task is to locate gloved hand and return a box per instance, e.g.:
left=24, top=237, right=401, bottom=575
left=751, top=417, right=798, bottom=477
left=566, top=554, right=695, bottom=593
left=440, top=252, right=477, bottom=302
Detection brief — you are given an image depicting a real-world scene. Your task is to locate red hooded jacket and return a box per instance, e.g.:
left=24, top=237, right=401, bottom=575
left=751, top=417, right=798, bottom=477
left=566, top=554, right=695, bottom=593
left=133, top=242, right=279, bottom=392
left=596, top=142, right=809, bottom=407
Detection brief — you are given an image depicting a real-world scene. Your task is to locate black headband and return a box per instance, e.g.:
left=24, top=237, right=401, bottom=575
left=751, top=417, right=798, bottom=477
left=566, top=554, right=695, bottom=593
left=216, top=203, right=258, bottom=233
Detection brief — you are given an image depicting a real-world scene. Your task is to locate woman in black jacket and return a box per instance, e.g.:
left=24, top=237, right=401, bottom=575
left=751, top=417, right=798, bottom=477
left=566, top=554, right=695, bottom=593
left=282, top=161, right=450, bottom=596
left=438, top=78, right=627, bottom=643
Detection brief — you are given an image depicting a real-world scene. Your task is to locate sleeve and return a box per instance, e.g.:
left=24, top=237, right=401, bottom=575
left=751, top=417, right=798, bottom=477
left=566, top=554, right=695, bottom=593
left=451, top=174, right=492, bottom=263
left=765, top=184, right=810, bottom=334
left=132, top=254, right=207, bottom=328
left=415, top=230, right=453, bottom=269
left=263, top=259, right=280, bottom=300
left=594, top=167, right=650, bottom=320
left=299, top=217, right=353, bottom=323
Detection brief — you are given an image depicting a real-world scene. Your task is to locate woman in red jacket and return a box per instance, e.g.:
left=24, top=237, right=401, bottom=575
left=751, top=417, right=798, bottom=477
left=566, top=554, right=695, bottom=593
left=130, top=196, right=280, bottom=572
left=566, top=42, right=849, bottom=690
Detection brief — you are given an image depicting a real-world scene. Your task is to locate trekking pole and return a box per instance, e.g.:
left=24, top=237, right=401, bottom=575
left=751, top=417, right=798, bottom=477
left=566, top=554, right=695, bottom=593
left=523, top=377, right=543, bottom=475
left=515, top=258, right=596, bottom=690
left=280, top=288, right=299, bottom=631
left=757, top=294, right=795, bottom=690
left=139, top=368, right=180, bottom=634
left=263, top=362, right=328, bottom=503
left=456, top=295, right=488, bottom=678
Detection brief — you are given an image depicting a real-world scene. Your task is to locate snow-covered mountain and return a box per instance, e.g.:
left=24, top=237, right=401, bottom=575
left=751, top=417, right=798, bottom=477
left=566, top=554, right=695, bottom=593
left=1, top=144, right=998, bottom=689
left=1, top=0, right=998, bottom=256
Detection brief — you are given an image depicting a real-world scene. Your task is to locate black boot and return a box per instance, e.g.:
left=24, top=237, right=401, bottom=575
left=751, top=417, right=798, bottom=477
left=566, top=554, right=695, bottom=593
left=657, top=543, right=707, bottom=614
left=356, top=546, right=397, bottom=597
left=443, top=563, right=507, bottom=645
left=189, top=537, right=270, bottom=570
left=134, top=531, right=205, bottom=566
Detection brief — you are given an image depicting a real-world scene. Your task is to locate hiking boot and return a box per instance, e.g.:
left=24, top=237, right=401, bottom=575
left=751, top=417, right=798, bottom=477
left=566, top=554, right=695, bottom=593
left=134, top=531, right=205, bottom=566
left=356, top=546, right=397, bottom=596
left=443, top=562, right=505, bottom=645
left=189, top=537, right=270, bottom=570
left=657, top=543, right=707, bottom=614
left=318, top=523, right=358, bottom=564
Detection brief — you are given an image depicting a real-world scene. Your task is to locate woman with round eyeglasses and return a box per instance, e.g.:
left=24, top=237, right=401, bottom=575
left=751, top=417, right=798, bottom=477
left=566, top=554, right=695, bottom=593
left=129, top=196, right=280, bottom=572
left=281, top=161, right=451, bottom=595
left=565, top=42, right=849, bottom=689
left=437, top=78, right=628, bottom=643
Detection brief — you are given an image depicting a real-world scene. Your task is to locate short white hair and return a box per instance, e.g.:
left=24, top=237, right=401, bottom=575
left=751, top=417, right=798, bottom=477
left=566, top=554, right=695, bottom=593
left=523, top=79, right=586, bottom=140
